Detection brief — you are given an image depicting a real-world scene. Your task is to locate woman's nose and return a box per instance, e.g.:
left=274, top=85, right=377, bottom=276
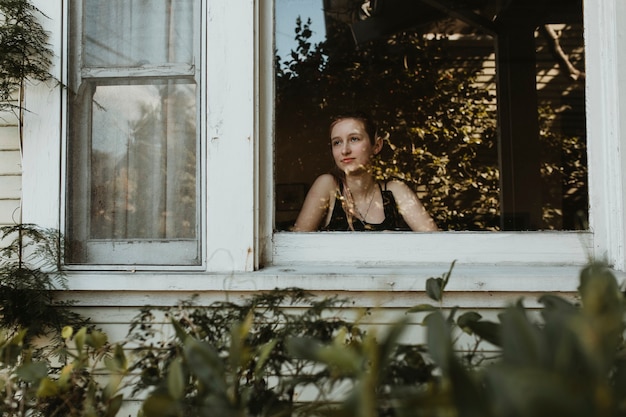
left=341, top=143, right=351, bottom=154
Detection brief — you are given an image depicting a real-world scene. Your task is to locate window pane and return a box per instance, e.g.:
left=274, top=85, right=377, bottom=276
left=83, top=0, right=195, bottom=67
left=275, top=0, right=587, bottom=232
left=67, top=80, right=199, bottom=264
left=89, top=82, right=197, bottom=240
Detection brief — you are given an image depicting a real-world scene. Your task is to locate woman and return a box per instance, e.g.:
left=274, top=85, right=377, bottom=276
left=293, top=112, right=439, bottom=232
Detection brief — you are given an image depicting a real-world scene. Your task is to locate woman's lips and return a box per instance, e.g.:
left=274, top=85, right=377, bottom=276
left=341, top=158, right=355, bottom=163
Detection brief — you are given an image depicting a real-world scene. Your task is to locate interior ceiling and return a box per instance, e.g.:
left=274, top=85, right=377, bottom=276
left=323, top=0, right=583, bottom=44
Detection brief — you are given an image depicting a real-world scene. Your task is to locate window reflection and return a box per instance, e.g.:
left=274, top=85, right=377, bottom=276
left=275, top=0, right=586, bottom=231
left=89, top=82, right=197, bottom=240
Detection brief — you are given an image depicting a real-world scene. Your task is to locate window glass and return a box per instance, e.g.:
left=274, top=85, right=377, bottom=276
left=274, top=0, right=587, bottom=232
left=83, top=0, right=195, bottom=67
left=88, top=82, right=197, bottom=240
left=66, top=0, right=201, bottom=265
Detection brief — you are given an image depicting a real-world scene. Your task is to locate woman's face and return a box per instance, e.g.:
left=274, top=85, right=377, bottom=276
left=330, top=118, right=381, bottom=175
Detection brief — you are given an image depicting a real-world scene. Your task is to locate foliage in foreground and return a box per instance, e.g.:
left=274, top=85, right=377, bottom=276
left=134, top=262, right=626, bottom=417
left=2, top=226, right=625, bottom=417
left=0, top=224, right=125, bottom=416
left=0, top=224, right=88, bottom=342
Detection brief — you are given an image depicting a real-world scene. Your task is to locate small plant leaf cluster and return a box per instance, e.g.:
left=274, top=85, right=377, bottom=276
left=0, top=325, right=127, bottom=417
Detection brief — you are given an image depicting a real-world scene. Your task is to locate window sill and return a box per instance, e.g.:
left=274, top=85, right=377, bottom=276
left=63, top=263, right=610, bottom=293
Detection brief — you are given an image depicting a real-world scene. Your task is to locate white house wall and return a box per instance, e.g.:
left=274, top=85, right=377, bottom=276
left=4, top=0, right=626, bottom=412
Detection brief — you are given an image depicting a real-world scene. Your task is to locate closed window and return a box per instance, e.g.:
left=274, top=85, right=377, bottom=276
left=66, top=0, right=202, bottom=266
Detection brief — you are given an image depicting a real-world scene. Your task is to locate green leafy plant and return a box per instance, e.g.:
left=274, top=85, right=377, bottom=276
left=0, top=224, right=87, bottom=343
left=411, top=262, right=626, bottom=417
left=0, top=224, right=126, bottom=416
left=251, top=263, right=626, bottom=417
left=2, top=226, right=620, bottom=417
left=126, top=288, right=442, bottom=417
left=129, top=289, right=373, bottom=417
left=0, top=325, right=127, bottom=417
left=0, top=0, right=53, bottom=112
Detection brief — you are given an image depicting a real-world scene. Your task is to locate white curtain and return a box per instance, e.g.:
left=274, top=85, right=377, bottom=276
left=84, top=0, right=194, bottom=67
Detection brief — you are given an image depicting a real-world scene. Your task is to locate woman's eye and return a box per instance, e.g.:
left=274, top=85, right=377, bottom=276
left=350, top=136, right=360, bottom=142
left=332, top=140, right=341, bottom=146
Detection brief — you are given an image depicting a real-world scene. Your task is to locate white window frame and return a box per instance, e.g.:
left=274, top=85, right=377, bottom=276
left=19, top=0, right=626, bottom=288
left=64, top=0, right=205, bottom=267
left=23, top=0, right=257, bottom=273
left=264, top=0, right=626, bottom=272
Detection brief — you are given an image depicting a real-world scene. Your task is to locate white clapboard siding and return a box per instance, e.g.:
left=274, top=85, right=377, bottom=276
left=0, top=175, right=21, bottom=199
left=0, top=105, right=21, bottom=228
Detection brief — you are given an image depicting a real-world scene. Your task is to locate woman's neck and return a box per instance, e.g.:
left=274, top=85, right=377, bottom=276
left=344, top=173, right=377, bottom=199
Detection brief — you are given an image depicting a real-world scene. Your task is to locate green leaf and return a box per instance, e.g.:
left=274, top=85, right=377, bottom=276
left=87, top=329, right=108, bottom=349
left=75, top=327, right=87, bottom=353
left=167, top=358, right=185, bottom=400
left=424, top=312, right=453, bottom=373
left=104, top=374, right=123, bottom=401
left=538, top=294, right=577, bottom=312
left=105, top=394, right=124, bottom=417
left=142, top=393, right=179, bottom=417
left=183, top=338, right=225, bottom=393
left=441, top=260, right=456, bottom=289
left=113, top=344, right=127, bottom=370
left=579, top=263, right=622, bottom=316
left=254, top=339, right=278, bottom=375
left=316, top=344, right=362, bottom=375
left=16, top=361, right=48, bottom=382
left=465, top=320, right=501, bottom=347
left=62, top=325, right=73, bottom=339
left=406, top=304, right=437, bottom=313
left=36, top=377, right=59, bottom=398
left=458, top=311, right=482, bottom=325
left=425, top=277, right=443, bottom=302
left=499, top=305, right=543, bottom=366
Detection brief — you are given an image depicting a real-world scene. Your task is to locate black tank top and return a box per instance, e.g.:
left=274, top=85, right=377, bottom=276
left=324, top=182, right=409, bottom=231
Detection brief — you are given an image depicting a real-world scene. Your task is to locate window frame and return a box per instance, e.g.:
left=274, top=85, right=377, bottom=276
left=65, top=0, right=205, bottom=267
left=23, top=0, right=257, bottom=272
left=19, top=0, right=626, bottom=279
left=263, top=0, right=626, bottom=271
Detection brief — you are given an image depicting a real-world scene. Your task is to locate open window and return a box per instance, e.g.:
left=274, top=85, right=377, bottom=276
left=274, top=0, right=586, bottom=232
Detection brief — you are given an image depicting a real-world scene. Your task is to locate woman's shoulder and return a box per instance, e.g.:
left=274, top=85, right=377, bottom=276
left=311, top=173, right=339, bottom=190
left=384, top=179, right=412, bottom=194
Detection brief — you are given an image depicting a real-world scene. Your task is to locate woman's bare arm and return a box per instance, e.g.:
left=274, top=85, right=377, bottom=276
left=387, top=180, right=439, bottom=231
left=292, top=174, right=337, bottom=232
